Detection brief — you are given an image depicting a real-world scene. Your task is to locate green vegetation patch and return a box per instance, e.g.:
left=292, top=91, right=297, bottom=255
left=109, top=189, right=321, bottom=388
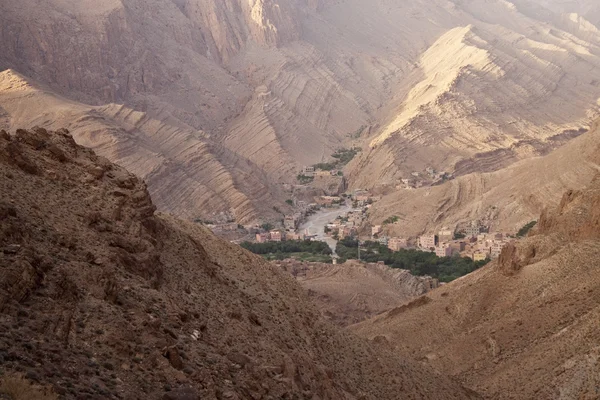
left=311, top=147, right=362, bottom=174
left=241, top=240, right=333, bottom=258
left=382, top=215, right=399, bottom=225
left=331, top=147, right=361, bottom=165
left=348, top=125, right=366, bottom=139
left=296, top=174, right=314, bottom=184
left=313, top=162, right=337, bottom=171
left=517, top=220, right=537, bottom=237
left=335, top=238, right=488, bottom=283
left=260, top=223, right=274, bottom=231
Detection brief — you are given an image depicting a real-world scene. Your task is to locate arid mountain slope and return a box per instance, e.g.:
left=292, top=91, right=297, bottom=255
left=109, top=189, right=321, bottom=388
left=353, top=172, right=600, bottom=399
left=350, top=3, right=600, bottom=188
left=276, top=260, right=437, bottom=326
left=2, top=0, right=600, bottom=222
left=532, top=0, right=600, bottom=26
left=0, top=128, right=479, bottom=399
left=366, top=118, right=600, bottom=237
left=0, top=69, right=289, bottom=223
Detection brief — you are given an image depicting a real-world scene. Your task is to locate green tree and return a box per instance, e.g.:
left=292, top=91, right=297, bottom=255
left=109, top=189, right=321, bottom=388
left=261, top=223, right=274, bottom=231
left=382, top=216, right=399, bottom=225
left=334, top=239, right=488, bottom=283
left=517, top=221, right=537, bottom=237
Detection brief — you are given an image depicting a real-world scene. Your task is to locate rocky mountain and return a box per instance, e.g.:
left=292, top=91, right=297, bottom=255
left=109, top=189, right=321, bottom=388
left=349, top=0, right=600, bottom=189
left=365, top=118, right=600, bottom=237
left=2, top=0, right=600, bottom=224
left=0, top=69, right=288, bottom=224
left=534, top=0, right=600, bottom=26
left=276, top=259, right=438, bottom=326
left=0, top=128, right=479, bottom=399
left=352, top=171, right=600, bottom=399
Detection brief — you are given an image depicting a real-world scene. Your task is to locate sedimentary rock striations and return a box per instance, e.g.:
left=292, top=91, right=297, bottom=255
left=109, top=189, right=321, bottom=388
left=0, top=69, right=286, bottom=223
left=1, top=0, right=600, bottom=225
left=366, top=119, right=600, bottom=237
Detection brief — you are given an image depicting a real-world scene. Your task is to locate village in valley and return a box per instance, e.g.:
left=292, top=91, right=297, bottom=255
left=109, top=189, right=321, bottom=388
left=247, top=189, right=521, bottom=264
left=203, top=155, right=533, bottom=267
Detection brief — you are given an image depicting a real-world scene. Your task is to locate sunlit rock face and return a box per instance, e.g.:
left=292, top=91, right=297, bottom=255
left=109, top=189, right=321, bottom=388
left=1, top=0, right=600, bottom=226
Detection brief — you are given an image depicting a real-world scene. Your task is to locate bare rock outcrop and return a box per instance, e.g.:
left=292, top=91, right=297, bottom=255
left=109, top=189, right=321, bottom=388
left=0, top=70, right=289, bottom=224
left=365, top=119, right=600, bottom=238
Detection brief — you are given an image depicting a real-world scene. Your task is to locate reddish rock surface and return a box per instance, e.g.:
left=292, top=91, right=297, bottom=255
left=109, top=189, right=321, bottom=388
left=0, top=128, right=479, bottom=399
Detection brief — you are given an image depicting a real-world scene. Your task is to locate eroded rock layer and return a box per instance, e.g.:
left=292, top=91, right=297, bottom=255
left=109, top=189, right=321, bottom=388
left=366, top=119, right=600, bottom=238
left=0, top=69, right=284, bottom=223
left=1, top=0, right=600, bottom=225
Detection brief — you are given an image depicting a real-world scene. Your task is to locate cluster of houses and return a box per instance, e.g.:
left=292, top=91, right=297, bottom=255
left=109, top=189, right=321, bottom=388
left=325, top=209, right=365, bottom=240
left=368, top=219, right=511, bottom=260
left=399, top=167, right=454, bottom=189
left=369, top=234, right=410, bottom=251
left=322, top=190, right=381, bottom=240
left=254, top=201, right=315, bottom=243
left=314, top=195, right=344, bottom=207
left=352, top=189, right=381, bottom=207
left=301, top=166, right=342, bottom=178
left=415, top=222, right=511, bottom=260
left=255, top=229, right=307, bottom=243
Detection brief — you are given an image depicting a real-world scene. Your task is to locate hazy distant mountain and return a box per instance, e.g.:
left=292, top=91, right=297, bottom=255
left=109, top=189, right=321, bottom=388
left=1, top=0, right=599, bottom=225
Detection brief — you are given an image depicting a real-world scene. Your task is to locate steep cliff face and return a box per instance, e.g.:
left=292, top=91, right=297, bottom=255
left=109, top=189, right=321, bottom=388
left=0, top=128, right=480, bottom=400
left=351, top=14, right=600, bottom=188
left=0, top=0, right=304, bottom=115
left=353, top=173, right=600, bottom=399
left=177, top=0, right=302, bottom=63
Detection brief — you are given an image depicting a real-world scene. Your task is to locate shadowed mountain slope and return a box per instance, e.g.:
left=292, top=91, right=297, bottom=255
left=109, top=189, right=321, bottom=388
left=0, top=127, right=480, bottom=399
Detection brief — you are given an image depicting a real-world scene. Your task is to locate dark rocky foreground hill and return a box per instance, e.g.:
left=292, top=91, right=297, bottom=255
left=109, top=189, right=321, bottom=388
left=0, top=128, right=479, bottom=399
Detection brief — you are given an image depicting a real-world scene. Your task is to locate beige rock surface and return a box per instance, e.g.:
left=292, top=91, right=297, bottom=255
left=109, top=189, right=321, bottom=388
left=0, top=69, right=286, bottom=223
left=351, top=10, right=600, bottom=187
left=2, top=0, right=600, bottom=226
left=365, top=119, right=600, bottom=238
